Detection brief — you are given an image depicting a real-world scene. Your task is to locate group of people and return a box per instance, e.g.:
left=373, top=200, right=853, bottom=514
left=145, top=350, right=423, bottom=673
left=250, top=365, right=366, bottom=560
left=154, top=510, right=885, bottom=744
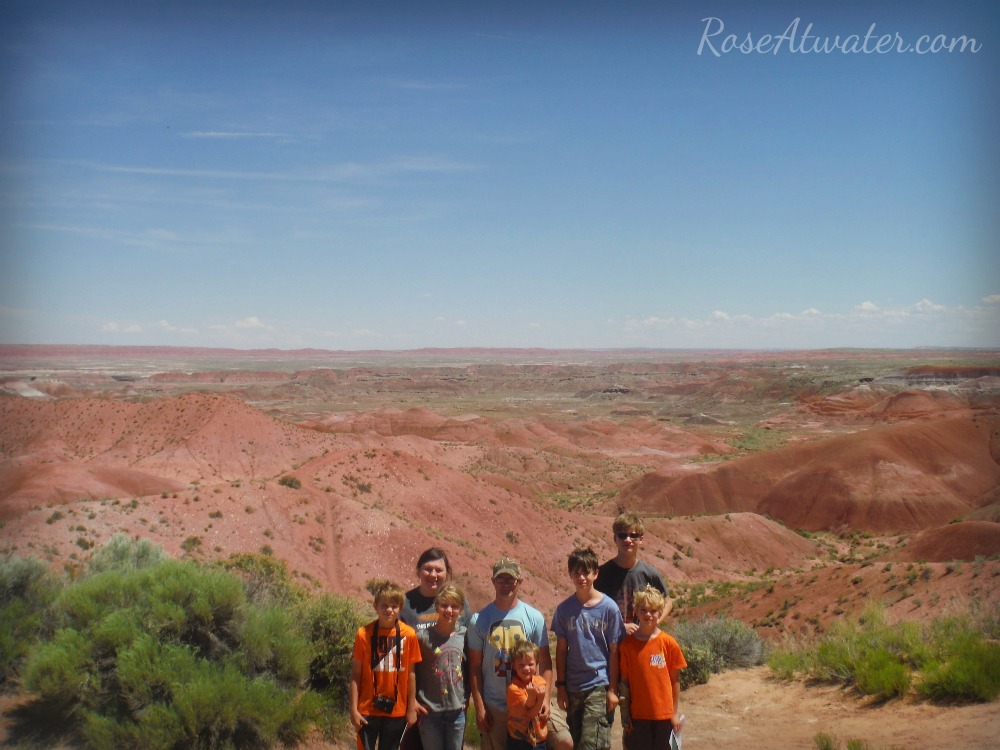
left=348, top=513, right=687, bottom=750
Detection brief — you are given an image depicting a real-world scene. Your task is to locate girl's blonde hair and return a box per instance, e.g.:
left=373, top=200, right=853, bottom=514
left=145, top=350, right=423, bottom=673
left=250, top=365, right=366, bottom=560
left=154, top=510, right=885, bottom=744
left=434, top=583, right=466, bottom=609
left=632, top=585, right=666, bottom=615
left=366, top=578, right=405, bottom=606
left=510, top=639, right=540, bottom=664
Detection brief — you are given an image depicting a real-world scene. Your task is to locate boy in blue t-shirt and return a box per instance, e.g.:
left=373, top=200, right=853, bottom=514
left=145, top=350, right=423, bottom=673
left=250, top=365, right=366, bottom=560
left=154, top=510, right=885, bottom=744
left=551, top=548, right=625, bottom=750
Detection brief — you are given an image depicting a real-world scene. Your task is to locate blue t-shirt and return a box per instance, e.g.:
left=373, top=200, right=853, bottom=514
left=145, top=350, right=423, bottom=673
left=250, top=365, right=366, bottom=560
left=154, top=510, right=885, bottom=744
left=551, top=593, right=624, bottom=692
left=467, top=600, right=549, bottom=710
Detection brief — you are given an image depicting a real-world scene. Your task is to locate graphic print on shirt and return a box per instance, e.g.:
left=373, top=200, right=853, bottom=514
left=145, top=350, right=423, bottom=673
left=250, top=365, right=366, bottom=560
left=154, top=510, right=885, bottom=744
left=566, top=610, right=611, bottom=637
left=434, top=642, right=464, bottom=695
left=374, top=633, right=407, bottom=672
left=649, top=652, right=666, bottom=669
left=487, top=618, right=528, bottom=680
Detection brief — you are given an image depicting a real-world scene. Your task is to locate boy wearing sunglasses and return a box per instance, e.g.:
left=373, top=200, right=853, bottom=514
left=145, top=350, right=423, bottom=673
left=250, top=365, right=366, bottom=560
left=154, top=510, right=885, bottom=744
left=595, top=512, right=671, bottom=637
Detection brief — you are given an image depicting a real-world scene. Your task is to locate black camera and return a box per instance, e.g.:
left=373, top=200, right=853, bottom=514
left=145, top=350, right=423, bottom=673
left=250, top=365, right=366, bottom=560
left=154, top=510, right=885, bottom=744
left=373, top=695, right=396, bottom=713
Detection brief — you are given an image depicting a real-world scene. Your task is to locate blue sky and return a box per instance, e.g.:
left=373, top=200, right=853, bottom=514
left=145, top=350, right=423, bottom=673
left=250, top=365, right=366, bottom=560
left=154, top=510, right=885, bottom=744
left=2, top=0, right=998, bottom=350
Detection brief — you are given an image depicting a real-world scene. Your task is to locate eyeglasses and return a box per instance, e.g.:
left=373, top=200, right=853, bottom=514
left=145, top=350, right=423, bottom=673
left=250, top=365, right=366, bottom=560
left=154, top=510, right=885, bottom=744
left=616, top=532, right=643, bottom=540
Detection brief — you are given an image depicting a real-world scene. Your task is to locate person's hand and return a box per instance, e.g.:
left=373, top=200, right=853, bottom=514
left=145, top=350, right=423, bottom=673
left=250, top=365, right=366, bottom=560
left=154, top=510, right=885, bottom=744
left=606, top=688, right=619, bottom=714
left=525, top=681, right=539, bottom=700
left=556, top=685, right=568, bottom=711
left=350, top=710, right=367, bottom=732
left=406, top=705, right=419, bottom=727
left=416, top=702, right=429, bottom=717
left=537, top=697, right=550, bottom=721
left=624, top=622, right=639, bottom=636
left=476, top=707, right=492, bottom=733
left=670, top=715, right=683, bottom=734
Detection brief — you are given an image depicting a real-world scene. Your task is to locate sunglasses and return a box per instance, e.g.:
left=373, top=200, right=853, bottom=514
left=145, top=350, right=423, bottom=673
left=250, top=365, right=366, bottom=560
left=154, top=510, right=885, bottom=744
left=616, top=532, right=643, bottom=540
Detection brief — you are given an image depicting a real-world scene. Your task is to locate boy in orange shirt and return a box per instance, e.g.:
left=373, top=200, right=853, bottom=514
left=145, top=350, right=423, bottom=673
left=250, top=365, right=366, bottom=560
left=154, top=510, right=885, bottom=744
left=350, top=579, right=423, bottom=750
left=618, top=586, right=686, bottom=750
left=506, top=640, right=549, bottom=750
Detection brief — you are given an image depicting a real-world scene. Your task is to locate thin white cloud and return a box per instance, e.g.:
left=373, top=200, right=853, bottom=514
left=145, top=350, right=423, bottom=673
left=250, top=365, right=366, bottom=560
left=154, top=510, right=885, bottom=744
left=913, top=298, right=946, bottom=313
left=234, top=316, right=272, bottom=330
left=180, top=131, right=289, bottom=139
left=158, top=320, right=197, bottom=334
left=378, top=78, right=468, bottom=91
left=89, top=155, right=479, bottom=184
left=621, top=296, right=1000, bottom=348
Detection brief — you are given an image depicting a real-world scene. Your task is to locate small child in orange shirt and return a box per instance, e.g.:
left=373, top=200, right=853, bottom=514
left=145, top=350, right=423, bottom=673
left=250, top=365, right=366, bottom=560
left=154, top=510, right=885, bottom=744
left=506, top=640, right=549, bottom=750
left=618, top=586, right=687, bottom=750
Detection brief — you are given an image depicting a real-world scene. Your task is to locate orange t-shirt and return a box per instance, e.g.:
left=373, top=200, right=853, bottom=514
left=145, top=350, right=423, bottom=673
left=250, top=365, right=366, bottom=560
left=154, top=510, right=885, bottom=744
left=619, top=631, right=686, bottom=721
left=352, top=620, right=422, bottom=717
left=506, top=675, right=548, bottom=745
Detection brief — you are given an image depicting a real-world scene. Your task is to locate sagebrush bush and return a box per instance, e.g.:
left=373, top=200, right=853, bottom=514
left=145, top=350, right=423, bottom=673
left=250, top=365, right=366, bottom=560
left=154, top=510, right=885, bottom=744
left=218, top=552, right=309, bottom=608
left=918, top=631, right=1000, bottom=702
left=1, top=555, right=62, bottom=684
left=672, top=615, right=767, bottom=689
left=85, top=532, right=166, bottom=576
left=769, top=603, right=1000, bottom=703
left=298, top=592, right=368, bottom=704
left=22, top=554, right=318, bottom=747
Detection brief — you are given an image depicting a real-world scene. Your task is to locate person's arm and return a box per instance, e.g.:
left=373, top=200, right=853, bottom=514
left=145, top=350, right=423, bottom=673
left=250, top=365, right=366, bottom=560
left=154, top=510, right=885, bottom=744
left=669, top=668, right=682, bottom=733
left=468, top=647, right=491, bottom=732
left=606, top=641, right=620, bottom=713
left=554, top=636, right=568, bottom=711
left=349, top=657, right=367, bottom=732
left=522, top=680, right=543, bottom=718
left=406, top=667, right=419, bottom=726
left=536, top=645, right=552, bottom=721
left=651, top=570, right=673, bottom=622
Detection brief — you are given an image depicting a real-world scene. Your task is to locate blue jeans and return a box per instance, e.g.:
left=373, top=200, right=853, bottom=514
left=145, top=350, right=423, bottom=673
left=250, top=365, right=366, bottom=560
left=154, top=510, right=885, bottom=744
left=418, top=708, right=466, bottom=750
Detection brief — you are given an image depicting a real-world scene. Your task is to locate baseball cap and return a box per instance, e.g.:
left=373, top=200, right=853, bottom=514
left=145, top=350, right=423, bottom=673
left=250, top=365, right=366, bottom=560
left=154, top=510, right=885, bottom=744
left=492, top=557, right=521, bottom=579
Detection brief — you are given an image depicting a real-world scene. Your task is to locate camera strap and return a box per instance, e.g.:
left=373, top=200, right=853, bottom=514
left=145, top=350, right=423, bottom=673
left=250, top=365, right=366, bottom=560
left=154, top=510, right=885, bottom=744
left=370, top=621, right=402, bottom=702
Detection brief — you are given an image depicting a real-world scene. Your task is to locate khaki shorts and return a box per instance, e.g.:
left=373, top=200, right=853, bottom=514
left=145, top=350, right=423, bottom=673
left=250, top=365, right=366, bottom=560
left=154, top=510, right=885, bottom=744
left=480, top=703, right=572, bottom=750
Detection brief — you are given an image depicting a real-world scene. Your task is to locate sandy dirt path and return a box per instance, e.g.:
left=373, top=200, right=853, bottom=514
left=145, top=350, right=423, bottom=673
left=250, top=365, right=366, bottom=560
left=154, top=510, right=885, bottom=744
left=677, top=666, right=1000, bottom=749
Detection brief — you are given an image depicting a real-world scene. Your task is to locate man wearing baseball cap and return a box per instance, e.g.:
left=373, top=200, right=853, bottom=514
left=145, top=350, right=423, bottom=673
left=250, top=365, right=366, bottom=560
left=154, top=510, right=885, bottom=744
left=468, top=558, right=571, bottom=750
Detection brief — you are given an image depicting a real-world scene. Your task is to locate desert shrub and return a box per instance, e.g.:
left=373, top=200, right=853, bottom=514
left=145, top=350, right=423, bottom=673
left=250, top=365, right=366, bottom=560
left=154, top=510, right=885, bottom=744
left=917, top=630, right=1000, bottom=702
left=218, top=552, right=309, bottom=608
left=676, top=642, right=720, bottom=689
left=770, top=603, right=1000, bottom=702
left=297, top=592, right=368, bottom=704
left=853, top=648, right=911, bottom=699
left=278, top=475, right=301, bottom=490
left=0, top=555, right=63, bottom=684
left=85, top=532, right=166, bottom=576
left=22, top=554, right=317, bottom=747
left=672, top=615, right=766, bottom=689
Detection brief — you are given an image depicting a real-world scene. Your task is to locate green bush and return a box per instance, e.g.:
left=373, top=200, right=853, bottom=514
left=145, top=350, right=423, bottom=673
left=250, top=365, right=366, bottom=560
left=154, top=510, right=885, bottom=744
left=218, top=552, right=309, bottom=608
left=298, top=593, right=368, bottom=704
left=853, top=649, right=910, bottom=699
left=672, top=615, right=767, bottom=689
left=85, top=532, right=166, bottom=575
left=22, top=555, right=318, bottom=747
left=1, top=555, right=62, bottom=684
left=918, top=631, right=1000, bottom=702
left=278, top=475, right=301, bottom=490
left=770, top=603, right=1000, bottom=703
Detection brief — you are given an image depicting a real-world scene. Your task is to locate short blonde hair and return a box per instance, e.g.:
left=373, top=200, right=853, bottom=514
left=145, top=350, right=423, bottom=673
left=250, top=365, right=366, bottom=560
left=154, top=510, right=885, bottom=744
left=367, top=578, right=405, bottom=606
left=435, top=583, right=466, bottom=609
left=510, top=639, right=540, bottom=664
left=632, top=585, right=666, bottom=615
